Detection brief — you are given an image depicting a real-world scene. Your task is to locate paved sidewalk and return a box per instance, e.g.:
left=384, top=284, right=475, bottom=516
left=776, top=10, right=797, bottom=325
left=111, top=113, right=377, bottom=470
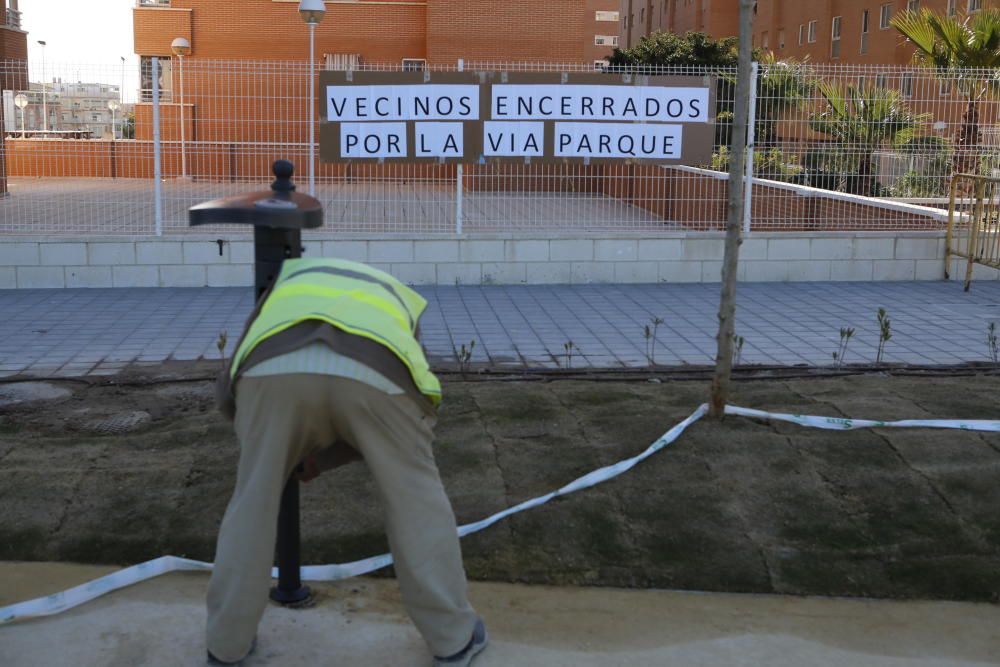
left=3, top=565, right=998, bottom=667
left=0, top=281, right=998, bottom=377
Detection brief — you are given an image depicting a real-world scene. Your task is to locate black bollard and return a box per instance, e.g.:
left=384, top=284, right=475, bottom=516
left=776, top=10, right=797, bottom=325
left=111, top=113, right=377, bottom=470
left=190, top=159, right=323, bottom=606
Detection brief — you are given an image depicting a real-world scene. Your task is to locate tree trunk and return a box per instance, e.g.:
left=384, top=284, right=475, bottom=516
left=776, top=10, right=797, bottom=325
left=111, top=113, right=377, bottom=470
left=709, top=0, right=754, bottom=419
left=857, top=152, right=874, bottom=197
left=954, top=95, right=980, bottom=180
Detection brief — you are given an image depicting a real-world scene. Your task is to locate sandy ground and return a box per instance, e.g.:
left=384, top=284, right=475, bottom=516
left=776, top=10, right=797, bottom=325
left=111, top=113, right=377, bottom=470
left=1, top=562, right=998, bottom=667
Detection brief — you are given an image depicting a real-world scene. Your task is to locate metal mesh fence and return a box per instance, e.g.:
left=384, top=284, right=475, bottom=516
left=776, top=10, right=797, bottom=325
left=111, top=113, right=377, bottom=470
left=0, top=59, right=994, bottom=236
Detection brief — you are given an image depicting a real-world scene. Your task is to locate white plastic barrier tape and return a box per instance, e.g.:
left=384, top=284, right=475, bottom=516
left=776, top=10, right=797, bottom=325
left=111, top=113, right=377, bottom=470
left=725, top=405, right=1000, bottom=432
left=3, top=402, right=998, bottom=625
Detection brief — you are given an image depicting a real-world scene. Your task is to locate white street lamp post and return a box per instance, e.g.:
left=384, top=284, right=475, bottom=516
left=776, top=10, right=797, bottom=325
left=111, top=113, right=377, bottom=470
left=120, top=56, right=126, bottom=137
left=299, top=0, right=325, bottom=197
left=108, top=99, right=120, bottom=140
left=13, top=93, right=27, bottom=138
left=171, top=37, right=191, bottom=180
left=37, top=40, right=47, bottom=132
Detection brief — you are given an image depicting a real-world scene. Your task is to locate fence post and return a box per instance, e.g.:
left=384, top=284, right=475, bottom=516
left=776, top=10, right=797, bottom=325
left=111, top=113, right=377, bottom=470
left=742, top=61, right=759, bottom=234
left=455, top=58, right=464, bottom=235
left=152, top=56, right=163, bottom=236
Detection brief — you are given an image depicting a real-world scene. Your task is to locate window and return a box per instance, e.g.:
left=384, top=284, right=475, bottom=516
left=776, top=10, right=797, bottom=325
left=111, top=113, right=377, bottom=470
left=595, top=35, right=619, bottom=46
left=876, top=73, right=888, bottom=89
left=798, top=24, right=805, bottom=45
left=594, top=60, right=608, bottom=71
left=639, top=7, right=644, bottom=23
left=940, top=80, right=953, bottom=96
left=901, top=73, right=914, bottom=97
left=595, top=10, right=619, bottom=21
left=861, top=9, right=870, bottom=54
left=778, top=29, right=786, bottom=49
left=947, top=0, right=957, bottom=15
left=762, top=31, right=770, bottom=49
left=907, top=0, right=919, bottom=11
left=402, top=59, right=425, bottom=71
left=969, top=0, right=982, bottom=11
left=808, top=20, right=817, bottom=43
left=880, top=3, right=893, bottom=29
left=325, top=53, right=361, bottom=70
left=139, top=55, right=172, bottom=102
left=831, top=17, right=841, bottom=58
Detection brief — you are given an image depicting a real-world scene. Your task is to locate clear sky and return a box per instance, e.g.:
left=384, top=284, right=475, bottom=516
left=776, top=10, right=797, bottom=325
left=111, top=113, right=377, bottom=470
left=22, top=0, right=137, bottom=95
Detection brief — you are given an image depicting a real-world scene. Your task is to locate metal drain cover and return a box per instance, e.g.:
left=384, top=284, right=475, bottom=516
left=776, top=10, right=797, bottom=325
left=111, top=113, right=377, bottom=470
left=0, top=382, right=71, bottom=407
left=84, top=411, right=151, bottom=435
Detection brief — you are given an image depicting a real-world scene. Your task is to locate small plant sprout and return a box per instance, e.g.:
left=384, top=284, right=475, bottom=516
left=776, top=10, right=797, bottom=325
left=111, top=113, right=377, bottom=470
left=457, top=339, right=475, bottom=373
left=216, top=330, right=228, bottom=362
left=732, top=334, right=745, bottom=367
left=987, top=322, right=999, bottom=365
left=563, top=340, right=576, bottom=368
left=643, top=324, right=653, bottom=364
left=876, top=308, right=892, bottom=365
left=833, top=326, right=856, bottom=369
left=643, top=316, right=665, bottom=366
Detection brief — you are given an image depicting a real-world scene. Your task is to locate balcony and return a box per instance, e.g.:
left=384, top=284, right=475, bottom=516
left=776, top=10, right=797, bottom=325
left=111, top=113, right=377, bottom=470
left=5, top=7, right=21, bottom=29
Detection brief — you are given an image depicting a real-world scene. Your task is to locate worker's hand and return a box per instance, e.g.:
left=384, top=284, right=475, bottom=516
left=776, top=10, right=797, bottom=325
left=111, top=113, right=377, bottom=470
left=296, top=456, right=322, bottom=484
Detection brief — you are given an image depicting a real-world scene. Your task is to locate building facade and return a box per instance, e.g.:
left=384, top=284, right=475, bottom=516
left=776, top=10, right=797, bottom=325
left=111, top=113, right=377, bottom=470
left=621, top=0, right=997, bottom=65
left=133, top=0, right=621, bottom=67
left=53, top=82, right=123, bottom=139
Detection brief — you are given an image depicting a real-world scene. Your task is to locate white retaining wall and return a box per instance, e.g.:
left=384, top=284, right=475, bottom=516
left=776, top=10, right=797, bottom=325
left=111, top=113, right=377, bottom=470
left=0, top=231, right=997, bottom=288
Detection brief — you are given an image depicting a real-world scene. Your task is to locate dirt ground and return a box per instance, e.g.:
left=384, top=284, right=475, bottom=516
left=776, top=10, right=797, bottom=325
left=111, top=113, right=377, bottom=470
left=1, top=368, right=999, bottom=603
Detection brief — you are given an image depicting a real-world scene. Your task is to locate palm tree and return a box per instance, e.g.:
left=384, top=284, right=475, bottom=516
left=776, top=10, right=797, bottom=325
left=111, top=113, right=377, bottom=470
left=891, top=8, right=1000, bottom=178
left=755, top=53, right=817, bottom=152
left=809, top=82, right=929, bottom=196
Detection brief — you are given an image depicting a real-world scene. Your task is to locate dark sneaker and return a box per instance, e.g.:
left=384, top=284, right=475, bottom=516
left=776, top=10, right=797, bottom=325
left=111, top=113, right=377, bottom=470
left=432, top=618, right=488, bottom=667
left=207, top=637, right=257, bottom=666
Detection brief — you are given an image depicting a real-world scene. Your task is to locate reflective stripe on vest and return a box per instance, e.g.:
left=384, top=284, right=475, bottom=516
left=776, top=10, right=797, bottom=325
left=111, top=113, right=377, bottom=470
left=231, top=258, right=441, bottom=404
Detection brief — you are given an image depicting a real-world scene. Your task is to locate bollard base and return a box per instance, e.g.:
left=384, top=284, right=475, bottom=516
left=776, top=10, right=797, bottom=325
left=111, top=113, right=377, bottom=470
left=269, top=584, right=312, bottom=607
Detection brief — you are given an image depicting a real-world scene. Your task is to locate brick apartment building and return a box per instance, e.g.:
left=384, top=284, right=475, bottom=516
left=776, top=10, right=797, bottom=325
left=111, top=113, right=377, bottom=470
left=134, top=0, right=621, bottom=68
left=129, top=0, right=622, bottom=151
left=621, top=0, right=997, bottom=65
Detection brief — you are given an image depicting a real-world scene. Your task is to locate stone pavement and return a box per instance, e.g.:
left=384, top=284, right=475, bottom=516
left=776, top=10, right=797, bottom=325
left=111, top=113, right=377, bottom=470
left=0, top=177, right=667, bottom=235
left=0, top=281, right=998, bottom=377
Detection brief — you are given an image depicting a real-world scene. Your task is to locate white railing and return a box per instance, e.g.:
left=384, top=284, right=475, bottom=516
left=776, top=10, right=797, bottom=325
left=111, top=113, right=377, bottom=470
left=5, top=7, right=20, bottom=29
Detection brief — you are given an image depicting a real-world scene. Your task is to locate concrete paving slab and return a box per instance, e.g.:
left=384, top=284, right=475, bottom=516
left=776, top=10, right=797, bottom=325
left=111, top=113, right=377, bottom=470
left=0, top=281, right=998, bottom=375
left=1, top=563, right=997, bottom=667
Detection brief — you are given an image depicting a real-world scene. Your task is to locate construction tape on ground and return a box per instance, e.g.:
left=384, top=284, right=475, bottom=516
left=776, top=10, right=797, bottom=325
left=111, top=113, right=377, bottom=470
left=3, top=402, right=999, bottom=625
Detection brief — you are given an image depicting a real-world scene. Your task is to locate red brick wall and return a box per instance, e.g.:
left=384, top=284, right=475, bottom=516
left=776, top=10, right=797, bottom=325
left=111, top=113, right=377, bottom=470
left=426, top=0, right=614, bottom=64
left=136, top=1, right=426, bottom=64
left=133, top=7, right=193, bottom=56
left=0, top=26, right=28, bottom=62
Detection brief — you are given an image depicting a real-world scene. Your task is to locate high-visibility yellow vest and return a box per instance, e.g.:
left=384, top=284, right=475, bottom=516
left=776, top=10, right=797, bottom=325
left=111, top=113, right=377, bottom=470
left=230, top=257, right=441, bottom=405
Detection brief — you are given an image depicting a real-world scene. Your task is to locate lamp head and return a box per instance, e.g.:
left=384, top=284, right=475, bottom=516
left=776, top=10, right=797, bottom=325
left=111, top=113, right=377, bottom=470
left=298, top=0, right=326, bottom=24
left=171, top=37, right=192, bottom=57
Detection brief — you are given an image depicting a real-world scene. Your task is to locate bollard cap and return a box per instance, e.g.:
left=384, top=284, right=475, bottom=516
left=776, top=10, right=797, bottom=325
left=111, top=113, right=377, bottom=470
left=189, top=160, right=323, bottom=229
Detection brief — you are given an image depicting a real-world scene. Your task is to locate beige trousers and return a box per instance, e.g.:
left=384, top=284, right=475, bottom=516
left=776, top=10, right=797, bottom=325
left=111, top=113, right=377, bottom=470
left=206, top=373, right=478, bottom=662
